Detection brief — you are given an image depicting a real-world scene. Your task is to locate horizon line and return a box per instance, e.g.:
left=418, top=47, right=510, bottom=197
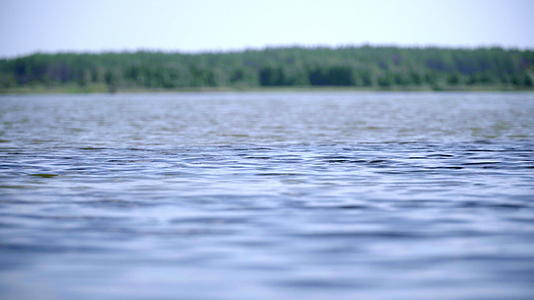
left=2, top=42, right=533, bottom=59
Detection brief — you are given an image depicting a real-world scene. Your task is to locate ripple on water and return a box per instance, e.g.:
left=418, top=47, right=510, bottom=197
left=0, top=92, right=533, bottom=299
left=29, top=173, right=58, bottom=178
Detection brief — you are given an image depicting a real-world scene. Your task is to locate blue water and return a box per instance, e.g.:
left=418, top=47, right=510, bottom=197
left=1, top=92, right=533, bottom=299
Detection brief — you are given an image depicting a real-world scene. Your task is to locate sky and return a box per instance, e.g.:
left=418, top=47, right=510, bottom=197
left=0, top=0, right=533, bottom=58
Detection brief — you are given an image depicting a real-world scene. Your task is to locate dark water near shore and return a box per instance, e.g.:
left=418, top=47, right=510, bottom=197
left=1, top=92, right=533, bottom=299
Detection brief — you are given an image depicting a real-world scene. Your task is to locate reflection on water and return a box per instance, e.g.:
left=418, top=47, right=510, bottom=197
left=1, top=92, right=534, bottom=299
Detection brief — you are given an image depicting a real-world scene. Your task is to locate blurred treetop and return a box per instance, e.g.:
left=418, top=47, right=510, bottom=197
left=1, top=46, right=532, bottom=91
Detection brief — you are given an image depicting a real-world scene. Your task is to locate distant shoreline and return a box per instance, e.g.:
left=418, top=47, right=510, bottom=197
left=1, top=85, right=532, bottom=95
left=1, top=47, right=532, bottom=95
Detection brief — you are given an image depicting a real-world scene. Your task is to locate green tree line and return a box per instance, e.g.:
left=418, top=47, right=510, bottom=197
left=0, top=46, right=533, bottom=92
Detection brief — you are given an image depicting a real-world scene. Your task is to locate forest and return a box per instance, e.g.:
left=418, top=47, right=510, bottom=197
left=0, top=46, right=533, bottom=92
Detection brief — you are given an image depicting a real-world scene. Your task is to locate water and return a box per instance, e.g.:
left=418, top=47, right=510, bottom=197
left=1, top=92, right=533, bottom=300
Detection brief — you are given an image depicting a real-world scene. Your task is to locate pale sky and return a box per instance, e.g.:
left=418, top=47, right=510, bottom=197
left=0, top=0, right=533, bottom=58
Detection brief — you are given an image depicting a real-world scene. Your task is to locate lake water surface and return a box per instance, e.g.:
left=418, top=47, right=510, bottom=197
left=1, top=92, right=533, bottom=299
